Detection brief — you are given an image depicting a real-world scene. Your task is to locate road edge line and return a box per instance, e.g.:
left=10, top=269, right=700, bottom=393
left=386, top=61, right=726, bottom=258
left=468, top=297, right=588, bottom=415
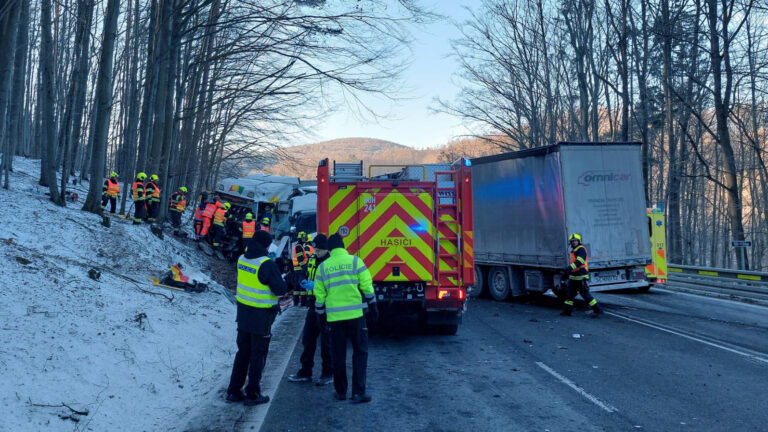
left=605, top=310, right=768, bottom=365
left=535, top=361, right=617, bottom=413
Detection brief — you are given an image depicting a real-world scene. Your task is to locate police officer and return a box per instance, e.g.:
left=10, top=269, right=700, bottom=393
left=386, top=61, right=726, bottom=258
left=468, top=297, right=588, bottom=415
left=287, top=234, right=333, bottom=386
left=226, top=230, right=288, bottom=405
left=562, top=233, right=602, bottom=317
left=314, top=234, right=377, bottom=403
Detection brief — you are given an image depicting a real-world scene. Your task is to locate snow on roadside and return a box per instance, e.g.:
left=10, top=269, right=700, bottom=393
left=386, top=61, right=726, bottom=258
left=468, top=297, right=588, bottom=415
left=0, top=157, right=237, bottom=431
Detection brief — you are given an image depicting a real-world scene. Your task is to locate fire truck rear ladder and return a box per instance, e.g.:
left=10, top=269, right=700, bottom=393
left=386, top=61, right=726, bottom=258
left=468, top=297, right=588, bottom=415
left=434, top=171, right=461, bottom=288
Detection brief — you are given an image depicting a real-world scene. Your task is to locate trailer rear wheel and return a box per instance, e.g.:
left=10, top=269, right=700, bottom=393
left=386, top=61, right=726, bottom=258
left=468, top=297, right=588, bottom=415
left=469, top=265, right=485, bottom=298
left=488, top=266, right=510, bottom=301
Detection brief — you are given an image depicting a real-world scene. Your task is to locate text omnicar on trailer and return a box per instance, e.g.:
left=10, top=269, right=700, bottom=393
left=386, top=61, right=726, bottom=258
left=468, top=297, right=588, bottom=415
left=316, top=159, right=474, bottom=334
left=470, top=142, right=652, bottom=301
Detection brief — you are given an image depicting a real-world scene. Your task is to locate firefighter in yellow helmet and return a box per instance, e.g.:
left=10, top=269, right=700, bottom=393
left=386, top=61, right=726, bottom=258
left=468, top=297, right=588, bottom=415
left=212, top=202, right=231, bottom=248
left=101, top=172, right=120, bottom=214
left=562, top=233, right=601, bottom=317
left=169, top=186, right=188, bottom=236
left=131, top=173, right=147, bottom=224
left=145, top=174, right=161, bottom=222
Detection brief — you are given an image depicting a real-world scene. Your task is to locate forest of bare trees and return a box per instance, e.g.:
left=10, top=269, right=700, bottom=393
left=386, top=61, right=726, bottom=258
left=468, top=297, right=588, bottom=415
left=441, top=0, right=768, bottom=271
left=0, top=0, right=423, bottom=222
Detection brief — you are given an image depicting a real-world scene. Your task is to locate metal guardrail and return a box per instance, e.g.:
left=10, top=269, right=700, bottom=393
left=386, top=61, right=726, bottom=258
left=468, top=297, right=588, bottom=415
left=663, top=264, right=768, bottom=305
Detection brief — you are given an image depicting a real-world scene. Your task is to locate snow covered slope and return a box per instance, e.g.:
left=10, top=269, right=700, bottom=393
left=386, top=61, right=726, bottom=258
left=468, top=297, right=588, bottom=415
left=0, top=157, right=238, bottom=431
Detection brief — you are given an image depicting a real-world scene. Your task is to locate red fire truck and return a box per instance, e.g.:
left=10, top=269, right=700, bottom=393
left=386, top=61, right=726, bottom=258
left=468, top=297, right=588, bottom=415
left=316, top=159, right=474, bottom=334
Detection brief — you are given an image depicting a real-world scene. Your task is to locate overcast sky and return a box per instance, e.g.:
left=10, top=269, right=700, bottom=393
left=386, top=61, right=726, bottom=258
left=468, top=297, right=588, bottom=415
left=303, top=1, right=477, bottom=149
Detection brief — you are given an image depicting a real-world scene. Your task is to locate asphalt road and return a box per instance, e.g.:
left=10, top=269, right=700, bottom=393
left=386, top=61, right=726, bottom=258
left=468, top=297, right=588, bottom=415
left=259, top=289, right=768, bottom=431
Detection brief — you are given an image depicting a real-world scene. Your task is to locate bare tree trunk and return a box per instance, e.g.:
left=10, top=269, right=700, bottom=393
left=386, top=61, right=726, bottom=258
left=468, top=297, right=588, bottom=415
left=120, top=0, right=141, bottom=215
left=707, top=0, right=748, bottom=269
left=82, top=0, right=121, bottom=213
left=39, top=0, right=62, bottom=204
left=0, top=0, right=21, bottom=189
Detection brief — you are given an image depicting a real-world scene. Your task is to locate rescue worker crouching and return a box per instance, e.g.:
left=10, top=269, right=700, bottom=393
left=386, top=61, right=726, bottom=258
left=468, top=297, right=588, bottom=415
left=561, top=233, right=602, bottom=317
left=169, top=186, right=188, bottom=236
left=226, top=231, right=288, bottom=405
left=314, top=234, right=377, bottom=403
left=287, top=234, right=333, bottom=385
left=102, top=172, right=120, bottom=214
left=131, top=172, right=147, bottom=224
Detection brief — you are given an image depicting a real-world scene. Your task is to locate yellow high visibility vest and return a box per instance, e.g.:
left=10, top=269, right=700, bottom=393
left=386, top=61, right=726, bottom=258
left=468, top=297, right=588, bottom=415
left=236, top=256, right=278, bottom=308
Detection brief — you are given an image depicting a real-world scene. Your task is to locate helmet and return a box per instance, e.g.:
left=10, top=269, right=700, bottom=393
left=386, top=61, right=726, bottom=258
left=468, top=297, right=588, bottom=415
left=262, top=217, right=270, bottom=224
left=307, top=235, right=313, bottom=242
left=150, top=174, right=159, bottom=181
left=110, top=171, right=118, bottom=178
left=569, top=233, right=582, bottom=242
left=223, top=202, right=231, bottom=210
left=137, top=172, right=147, bottom=181
left=179, top=186, right=188, bottom=193
left=298, top=231, right=307, bottom=240
left=245, top=213, right=254, bottom=220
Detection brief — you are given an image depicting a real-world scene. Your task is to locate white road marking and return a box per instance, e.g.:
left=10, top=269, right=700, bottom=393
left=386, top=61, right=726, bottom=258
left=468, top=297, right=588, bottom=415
left=605, top=311, right=768, bottom=365
left=535, top=361, right=618, bottom=413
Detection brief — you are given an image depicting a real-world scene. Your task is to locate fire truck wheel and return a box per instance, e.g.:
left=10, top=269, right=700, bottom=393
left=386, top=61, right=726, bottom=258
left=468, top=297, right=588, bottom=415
left=488, top=266, right=510, bottom=301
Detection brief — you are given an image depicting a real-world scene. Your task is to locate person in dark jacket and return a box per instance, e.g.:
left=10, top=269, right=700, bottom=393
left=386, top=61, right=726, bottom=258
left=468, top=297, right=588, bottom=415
left=287, top=234, right=333, bottom=385
left=226, top=230, right=288, bottom=405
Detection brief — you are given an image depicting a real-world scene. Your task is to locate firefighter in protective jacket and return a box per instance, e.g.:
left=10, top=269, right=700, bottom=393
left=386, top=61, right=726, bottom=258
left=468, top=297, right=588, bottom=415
left=131, top=173, right=147, bottom=224
left=314, top=234, right=376, bottom=403
left=561, top=233, right=602, bottom=317
left=145, top=174, right=161, bottom=222
left=102, top=172, right=120, bottom=214
left=169, top=187, right=187, bottom=236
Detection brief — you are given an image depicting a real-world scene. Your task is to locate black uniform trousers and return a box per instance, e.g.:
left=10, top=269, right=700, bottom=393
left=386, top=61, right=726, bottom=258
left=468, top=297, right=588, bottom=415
left=228, top=330, right=272, bottom=396
left=298, top=307, right=332, bottom=377
left=563, top=279, right=600, bottom=314
left=170, top=210, right=181, bottom=234
left=101, top=195, right=117, bottom=213
left=133, top=200, right=146, bottom=223
left=147, top=200, right=159, bottom=222
left=212, top=224, right=225, bottom=247
left=329, top=316, right=368, bottom=396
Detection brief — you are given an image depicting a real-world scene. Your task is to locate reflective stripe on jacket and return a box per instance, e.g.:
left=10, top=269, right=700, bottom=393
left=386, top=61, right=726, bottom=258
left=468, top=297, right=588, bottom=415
left=202, top=203, right=216, bottom=219
left=213, top=207, right=228, bottom=226
left=169, top=191, right=186, bottom=212
left=104, top=179, right=120, bottom=197
left=314, top=248, right=375, bottom=322
left=131, top=181, right=145, bottom=201
left=242, top=221, right=256, bottom=239
left=292, top=243, right=309, bottom=269
left=569, top=245, right=589, bottom=280
left=146, top=181, right=161, bottom=201
left=236, top=256, right=278, bottom=308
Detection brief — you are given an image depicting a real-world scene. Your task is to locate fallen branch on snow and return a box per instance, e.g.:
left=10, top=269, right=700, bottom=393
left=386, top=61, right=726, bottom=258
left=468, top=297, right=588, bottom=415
left=28, top=400, right=89, bottom=416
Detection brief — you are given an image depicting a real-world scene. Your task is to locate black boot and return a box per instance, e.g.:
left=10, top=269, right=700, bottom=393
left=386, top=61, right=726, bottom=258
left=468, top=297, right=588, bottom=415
left=226, top=390, right=245, bottom=403
left=244, top=394, right=269, bottom=406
